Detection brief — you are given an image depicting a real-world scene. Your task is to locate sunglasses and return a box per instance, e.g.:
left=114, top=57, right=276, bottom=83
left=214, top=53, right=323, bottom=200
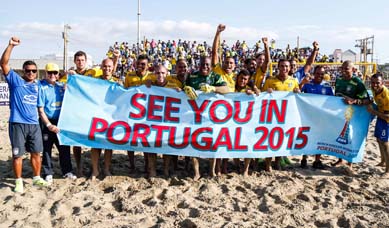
left=24, top=69, right=37, bottom=73
left=47, top=71, right=59, bottom=75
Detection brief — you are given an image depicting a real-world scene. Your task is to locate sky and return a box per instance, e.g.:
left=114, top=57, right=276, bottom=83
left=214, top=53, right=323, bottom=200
left=1, top=0, right=389, bottom=65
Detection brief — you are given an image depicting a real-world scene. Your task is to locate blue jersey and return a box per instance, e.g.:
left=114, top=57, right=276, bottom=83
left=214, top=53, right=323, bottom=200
left=293, top=67, right=306, bottom=83
left=6, top=70, right=39, bottom=124
left=301, top=81, right=334, bottom=96
left=38, top=80, right=65, bottom=119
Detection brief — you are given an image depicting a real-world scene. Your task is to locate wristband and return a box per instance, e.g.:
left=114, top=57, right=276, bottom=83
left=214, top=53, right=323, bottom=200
left=46, top=123, right=52, bottom=128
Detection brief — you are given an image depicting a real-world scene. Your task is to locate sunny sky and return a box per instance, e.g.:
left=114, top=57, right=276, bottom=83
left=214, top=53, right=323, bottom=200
left=1, top=0, right=388, bottom=64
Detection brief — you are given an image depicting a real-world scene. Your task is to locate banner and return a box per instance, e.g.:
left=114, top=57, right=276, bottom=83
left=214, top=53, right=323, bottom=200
left=58, top=75, right=371, bottom=162
left=0, top=83, right=9, bottom=106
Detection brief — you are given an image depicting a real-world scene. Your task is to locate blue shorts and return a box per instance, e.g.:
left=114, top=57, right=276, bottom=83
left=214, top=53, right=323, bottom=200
left=9, top=123, right=43, bottom=157
left=374, top=118, right=389, bottom=142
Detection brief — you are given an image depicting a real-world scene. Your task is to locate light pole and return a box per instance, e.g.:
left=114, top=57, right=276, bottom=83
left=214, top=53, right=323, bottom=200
left=62, top=24, right=71, bottom=71
left=137, top=0, right=141, bottom=56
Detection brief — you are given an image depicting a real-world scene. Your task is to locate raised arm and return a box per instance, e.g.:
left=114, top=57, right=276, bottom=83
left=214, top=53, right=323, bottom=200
left=259, top=37, right=271, bottom=74
left=1, top=37, right=20, bottom=75
left=303, top=41, right=319, bottom=73
left=112, top=49, right=120, bottom=75
left=211, top=24, right=225, bottom=66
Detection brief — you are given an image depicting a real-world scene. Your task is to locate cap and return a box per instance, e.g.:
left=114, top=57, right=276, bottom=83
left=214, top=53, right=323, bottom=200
left=45, top=63, right=59, bottom=72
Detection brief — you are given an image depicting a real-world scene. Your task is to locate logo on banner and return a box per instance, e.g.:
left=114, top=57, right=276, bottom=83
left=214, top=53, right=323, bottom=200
left=336, top=106, right=354, bottom=144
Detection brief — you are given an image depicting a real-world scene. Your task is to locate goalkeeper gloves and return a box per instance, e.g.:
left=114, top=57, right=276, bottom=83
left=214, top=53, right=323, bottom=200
left=200, top=84, right=216, bottom=93
left=184, top=86, right=198, bottom=100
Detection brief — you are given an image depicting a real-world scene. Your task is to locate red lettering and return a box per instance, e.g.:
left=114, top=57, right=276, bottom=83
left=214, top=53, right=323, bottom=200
left=268, top=127, right=284, bottom=150
left=107, top=121, right=131, bottom=144
left=266, top=100, right=287, bottom=123
left=259, top=99, right=267, bottom=123
left=147, top=95, right=164, bottom=121
left=212, top=127, right=233, bottom=151
left=191, top=127, right=213, bottom=150
left=234, top=127, right=248, bottom=150
left=253, top=126, right=268, bottom=151
left=131, top=123, right=151, bottom=147
left=89, top=117, right=108, bottom=140
left=234, top=101, right=253, bottom=123
left=168, top=127, right=190, bottom=149
left=209, top=100, right=233, bottom=123
left=129, top=93, right=147, bottom=119
left=165, top=97, right=181, bottom=122
left=188, top=100, right=211, bottom=124
left=151, top=125, right=170, bottom=147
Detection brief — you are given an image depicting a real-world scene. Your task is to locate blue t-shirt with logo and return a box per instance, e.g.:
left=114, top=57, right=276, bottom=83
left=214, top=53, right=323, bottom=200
left=6, top=70, right=39, bottom=124
left=38, top=79, right=65, bottom=120
left=301, top=81, right=334, bottom=96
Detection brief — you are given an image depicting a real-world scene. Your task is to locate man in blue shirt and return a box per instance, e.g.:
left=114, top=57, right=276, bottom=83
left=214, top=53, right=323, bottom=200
left=289, top=41, right=319, bottom=83
left=300, top=65, right=334, bottom=169
left=38, top=63, right=76, bottom=184
left=1, top=37, right=48, bottom=193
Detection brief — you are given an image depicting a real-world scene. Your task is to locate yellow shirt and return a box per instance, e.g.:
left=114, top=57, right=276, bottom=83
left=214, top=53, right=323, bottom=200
left=124, top=71, right=156, bottom=88
left=373, top=86, right=389, bottom=122
left=166, top=75, right=184, bottom=89
left=262, top=76, right=299, bottom=92
left=58, top=67, right=103, bottom=83
left=212, top=64, right=236, bottom=92
left=252, top=68, right=266, bottom=89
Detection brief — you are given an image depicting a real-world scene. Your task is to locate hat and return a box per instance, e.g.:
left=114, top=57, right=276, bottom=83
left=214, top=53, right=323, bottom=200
left=45, top=63, right=59, bottom=72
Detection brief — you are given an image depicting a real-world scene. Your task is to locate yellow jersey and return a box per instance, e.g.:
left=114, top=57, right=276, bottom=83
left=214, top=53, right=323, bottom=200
left=124, top=71, right=156, bottom=88
left=212, top=64, right=236, bottom=92
left=373, top=86, right=389, bottom=122
left=262, top=76, right=299, bottom=92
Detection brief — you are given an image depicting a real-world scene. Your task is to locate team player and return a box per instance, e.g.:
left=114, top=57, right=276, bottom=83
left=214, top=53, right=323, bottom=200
left=251, top=37, right=271, bottom=89
left=185, top=56, right=230, bottom=180
left=367, top=73, right=389, bottom=177
left=146, top=65, right=182, bottom=177
left=38, top=63, right=77, bottom=184
left=289, top=41, right=319, bottom=83
left=90, top=58, right=118, bottom=180
left=211, top=24, right=236, bottom=92
left=262, top=59, right=300, bottom=171
left=124, top=54, right=156, bottom=173
left=299, top=65, right=334, bottom=169
left=1, top=37, right=49, bottom=193
left=332, top=60, right=370, bottom=172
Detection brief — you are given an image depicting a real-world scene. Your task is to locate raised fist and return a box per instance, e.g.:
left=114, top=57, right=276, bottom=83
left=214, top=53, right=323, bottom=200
left=113, top=49, right=120, bottom=58
left=262, top=37, right=268, bottom=45
left=217, top=24, right=226, bottom=33
left=9, top=37, right=20, bottom=46
left=313, top=41, right=319, bottom=50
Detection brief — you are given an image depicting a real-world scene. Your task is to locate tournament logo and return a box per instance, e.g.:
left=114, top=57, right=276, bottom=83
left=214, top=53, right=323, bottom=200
left=336, top=106, right=354, bottom=144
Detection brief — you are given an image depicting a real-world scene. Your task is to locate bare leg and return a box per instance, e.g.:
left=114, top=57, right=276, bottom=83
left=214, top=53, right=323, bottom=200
left=163, top=155, right=171, bottom=177
left=265, top=158, right=272, bottom=172
left=243, top=158, right=250, bottom=176
left=379, top=140, right=389, bottom=173
left=13, top=156, right=23, bottom=178
left=222, top=159, right=228, bottom=174
left=73, top=146, right=82, bottom=176
left=103, top=149, right=113, bottom=176
left=90, top=148, right=101, bottom=180
left=30, top=152, right=42, bottom=177
left=377, top=142, right=386, bottom=166
left=127, top=150, right=135, bottom=171
left=209, top=158, right=216, bottom=177
left=192, top=157, right=200, bottom=180
left=274, top=157, right=281, bottom=170
left=148, top=153, right=157, bottom=178
left=144, top=152, right=150, bottom=174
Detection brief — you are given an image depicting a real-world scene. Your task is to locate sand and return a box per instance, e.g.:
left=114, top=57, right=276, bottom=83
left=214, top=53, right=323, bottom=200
left=0, top=105, right=388, bottom=228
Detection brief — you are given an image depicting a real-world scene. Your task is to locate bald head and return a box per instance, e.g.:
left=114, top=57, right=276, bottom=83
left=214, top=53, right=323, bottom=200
left=101, top=58, right=114, bottom=78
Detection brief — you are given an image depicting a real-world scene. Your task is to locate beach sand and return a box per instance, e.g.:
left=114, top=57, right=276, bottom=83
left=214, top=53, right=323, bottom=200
left=0, top=105, right=388, bottom=228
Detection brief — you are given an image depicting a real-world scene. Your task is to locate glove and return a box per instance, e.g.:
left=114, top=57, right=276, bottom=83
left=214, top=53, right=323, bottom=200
left=184, top=86, right=198, bottom=100
left=200, top=84, right=216, bottom=93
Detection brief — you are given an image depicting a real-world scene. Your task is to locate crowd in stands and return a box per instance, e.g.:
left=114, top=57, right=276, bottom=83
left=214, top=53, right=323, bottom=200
left=106, top=38, right=334, bottom=79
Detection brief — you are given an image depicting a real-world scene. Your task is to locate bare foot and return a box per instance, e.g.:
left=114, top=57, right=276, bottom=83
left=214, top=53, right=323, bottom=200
left=193, top=173, right=200, bottom=181
left=243, top=171, right=249, bottom=177
left=344, top=166, right=354, bottom=176
left=209, top=171, right=216, bottom=177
